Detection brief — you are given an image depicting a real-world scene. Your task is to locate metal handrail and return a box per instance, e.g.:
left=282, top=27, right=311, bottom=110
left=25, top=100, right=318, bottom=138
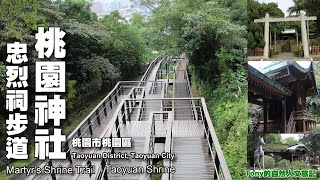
left=140, top=112, right=157, bottom=180
left=162, top=112, right=173, bottom=180
left=94, top=87, right=147, bottom=180
left=121, top=97, right=232, bottom=179
left=183, top=57, right=198, bottom=121
left=84, top=86, right=147, bottom=180
left=200, top=98, right=232, bottom=179
left=30, top=55, right=164, bottom=180
left=89, top=56, right=167, bottom=179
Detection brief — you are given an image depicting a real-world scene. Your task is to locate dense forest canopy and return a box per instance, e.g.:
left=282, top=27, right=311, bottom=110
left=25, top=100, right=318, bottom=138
left=0, top=0, right=152, bottom=173
left=247, top=0, right=284, bottom=48
left=137, top=0, right=247, bottom=178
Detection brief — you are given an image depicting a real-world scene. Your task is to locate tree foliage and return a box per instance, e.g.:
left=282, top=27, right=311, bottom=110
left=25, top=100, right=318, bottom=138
left=282, top=137, right=299, bottom=146
left=300, top=133, right=320, bottom=166
left=307, top=62, right=320, bottom=120
left=247, top=0, right=284, bottom=48
left=146, top=1, right=248, bottom=178
left=289, top=0, right=320, bottom=32
left=0, top=0, right=151, bottom=171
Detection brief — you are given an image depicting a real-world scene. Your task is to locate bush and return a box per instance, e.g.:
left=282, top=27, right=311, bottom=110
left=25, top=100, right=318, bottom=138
left=291, top=161, right=308, bottom=170
left=310, top=37, right=320, bottom=46
left=277, top=159, right=290, bottom=170
left=264, top=155, right=275, bottom=169
left=271, top=50, right=280, bottom=56
left=293, top=50, right=300, bottom=57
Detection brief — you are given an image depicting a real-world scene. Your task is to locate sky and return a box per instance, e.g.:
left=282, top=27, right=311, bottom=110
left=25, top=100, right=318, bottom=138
left=281, top=134, right=303, bottom=141
left=249, top=61, right=312, bottom=71
left=258, top=0, right=294, bottom=16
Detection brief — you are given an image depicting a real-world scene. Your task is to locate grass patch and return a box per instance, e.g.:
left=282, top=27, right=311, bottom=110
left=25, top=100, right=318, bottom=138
left=0, top=146, right=35, bottom=179
left=62, top=93, right=108, bottom=136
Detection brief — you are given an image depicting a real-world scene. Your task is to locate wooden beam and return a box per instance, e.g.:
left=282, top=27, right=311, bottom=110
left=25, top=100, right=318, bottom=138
left=282, top=100, right=287, bottom=133
left=264, top=99, right=269, bottom=132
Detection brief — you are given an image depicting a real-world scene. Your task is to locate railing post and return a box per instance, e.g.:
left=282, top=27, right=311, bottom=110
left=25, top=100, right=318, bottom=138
left=87, top=160, right=93, bottom=177
left=103, top=101, right=108, bottom=116
left=115, top=117, right=121, bottom=137
left=114, top=93, right=118, bottom=103
left=109, top=96, right=113, bottom=109
left=208, top=136, right=213, bottom=155
left=48, top=160, right=56, bottom=180
left=121, top=105, right=126, bottom=125
left=101, top=158, right=108, bottom=180
left=133, top=89, right=136, bottom=107
left=126, top=101, right=131, bottom=122
left=96, top=110, right=101, bottom=125
left=214, top=153, right=220, bottom=179
left=65, top=141, right=72, bottom=163
left=88, top=118, right=93, bottom=135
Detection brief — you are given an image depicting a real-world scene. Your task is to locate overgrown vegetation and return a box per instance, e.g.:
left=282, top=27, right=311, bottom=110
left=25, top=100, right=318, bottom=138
left=264, top=155, right=276, bottom=169
left=0, top=0, right=152, bottom=175
left=131, top=0, right=248, bottom=179
left=247, top=0, right=284, bottom=49
left=140, top=0, right=247, bottom=179
left=307, top=62, right=320, bottom=123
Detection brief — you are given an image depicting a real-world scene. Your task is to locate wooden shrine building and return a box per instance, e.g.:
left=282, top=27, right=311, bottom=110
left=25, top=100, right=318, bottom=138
left=264, top=144, right=309, bottom=162
left=249, top=61, right=318, bottom=133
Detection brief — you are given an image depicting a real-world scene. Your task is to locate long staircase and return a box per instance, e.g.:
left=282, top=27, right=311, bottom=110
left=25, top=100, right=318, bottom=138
left=24, top=55, right=231, bottom=180
left=172, top=137, right=215, bottom=179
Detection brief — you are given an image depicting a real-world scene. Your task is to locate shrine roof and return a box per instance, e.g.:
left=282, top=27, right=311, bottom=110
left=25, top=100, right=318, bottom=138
left=248, top=65, right=293, bottom=97
left=259, top=61, right=318, bottom=96
left=261, top=61, right=309, bottom=74
left=287, top=144, right=309, bottom=152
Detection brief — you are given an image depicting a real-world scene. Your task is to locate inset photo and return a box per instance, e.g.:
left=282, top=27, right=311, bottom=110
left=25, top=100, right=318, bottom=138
left=248, top=61, right=320, bottom=133
left=247, top=0, right=320, bottom=61
left=247, top=133, right=320, bottom=178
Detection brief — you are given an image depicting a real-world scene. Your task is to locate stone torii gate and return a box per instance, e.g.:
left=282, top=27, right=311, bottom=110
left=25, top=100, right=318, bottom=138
left=254, top=12, right=317, bottom=59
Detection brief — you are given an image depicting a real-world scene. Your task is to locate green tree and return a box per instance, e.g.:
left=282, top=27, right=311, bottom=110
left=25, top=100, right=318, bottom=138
left=289, top=0, right=320, bottom=32
left=288, top=0, right=304, bottom=15
left=300, top=133, right=320, bottom=166
left=282, top=137, right=299, bottom=146
left=247, top=0, right=284, bottom=48
left=307, top=62, right=320, bottom=119
left=59, top=0, right=98, bottom=23
left=0, top=0, right=151, bottom=173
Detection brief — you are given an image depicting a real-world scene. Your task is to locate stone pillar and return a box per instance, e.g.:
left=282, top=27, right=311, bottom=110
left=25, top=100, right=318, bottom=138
left=301, top=12, right=310, bottom=58
left=264, top=13, right=270, bottom=59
